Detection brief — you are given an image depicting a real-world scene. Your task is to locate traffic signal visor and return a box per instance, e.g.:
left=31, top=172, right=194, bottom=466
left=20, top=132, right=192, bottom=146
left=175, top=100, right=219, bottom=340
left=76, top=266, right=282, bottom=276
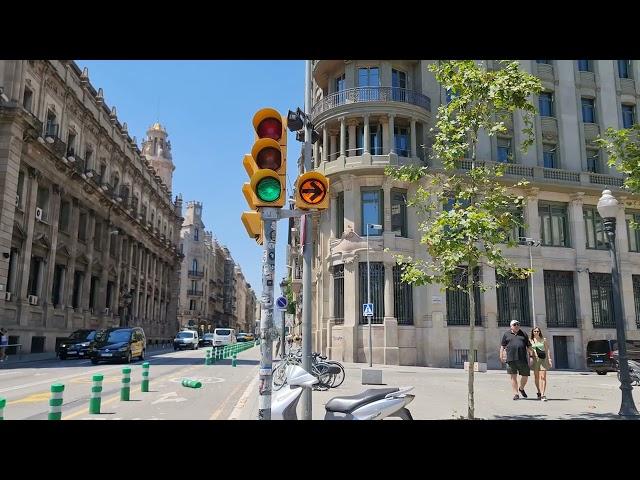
left=241, top=211, right=264, bottom=245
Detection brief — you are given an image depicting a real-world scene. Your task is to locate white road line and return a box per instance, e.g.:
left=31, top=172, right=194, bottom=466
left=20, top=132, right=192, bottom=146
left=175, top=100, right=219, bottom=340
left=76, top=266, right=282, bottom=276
left=0, top=371, right=21, bottom=377
left=228, top=370, right=259, bottom=420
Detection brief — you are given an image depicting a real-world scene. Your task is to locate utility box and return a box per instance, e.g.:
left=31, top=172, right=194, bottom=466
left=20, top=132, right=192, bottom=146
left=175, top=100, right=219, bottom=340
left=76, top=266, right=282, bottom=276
left=464, top=362, right=487, bottom=372
left=361, top=368, right=383, bottom=385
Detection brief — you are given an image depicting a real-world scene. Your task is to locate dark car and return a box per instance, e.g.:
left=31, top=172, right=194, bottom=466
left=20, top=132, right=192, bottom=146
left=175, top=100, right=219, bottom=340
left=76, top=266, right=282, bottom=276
left=58, top=329, right=97, bottom=360
left=236, top=333, right=248, bottom=343
left=200, top=333, right=214, bottom=347
left=90, top=327, right=146, bottom=365
left=587, top=339, right=640, bottom=375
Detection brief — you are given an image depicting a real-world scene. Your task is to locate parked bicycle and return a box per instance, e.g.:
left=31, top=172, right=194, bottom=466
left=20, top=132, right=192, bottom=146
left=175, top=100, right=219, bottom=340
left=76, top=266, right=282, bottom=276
left=272, top=351, right=345, bottom=391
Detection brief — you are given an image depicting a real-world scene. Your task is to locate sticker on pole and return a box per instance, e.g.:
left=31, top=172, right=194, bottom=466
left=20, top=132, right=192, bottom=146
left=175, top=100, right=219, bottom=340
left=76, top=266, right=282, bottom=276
left=362, top=303, right=374, bottom=317
left=276, top=296, right=288, bottom=310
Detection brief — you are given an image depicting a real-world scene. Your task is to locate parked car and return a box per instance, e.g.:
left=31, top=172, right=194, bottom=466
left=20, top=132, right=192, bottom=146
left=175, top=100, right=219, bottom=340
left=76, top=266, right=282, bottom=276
left=213, top=328, right=236, bottom=348
left=236, top=333, right=248, bottom=343
left=243, top=332, right=255, bottom=342
left=174, top=330, right=199, bottom=350
left=90, top=327, right=146, bottom=364
left=58, top=329, right=97, bottom=360
left=587, top=339, right=640, bottom=374
left=200, top=333, right=214, bottom=347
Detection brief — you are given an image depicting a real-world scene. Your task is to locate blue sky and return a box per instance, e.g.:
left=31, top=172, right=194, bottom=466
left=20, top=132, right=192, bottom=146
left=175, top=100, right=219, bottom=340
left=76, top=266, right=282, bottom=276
left=76, top=60, right=305, bottom=298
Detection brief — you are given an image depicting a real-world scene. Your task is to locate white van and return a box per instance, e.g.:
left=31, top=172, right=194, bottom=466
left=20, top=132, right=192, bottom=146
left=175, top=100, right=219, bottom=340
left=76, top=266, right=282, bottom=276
left=213, top=328, right=236, bottom=347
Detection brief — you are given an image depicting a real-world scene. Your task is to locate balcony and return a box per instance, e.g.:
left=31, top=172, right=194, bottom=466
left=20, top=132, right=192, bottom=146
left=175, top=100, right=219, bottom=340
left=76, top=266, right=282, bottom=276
left=311, top=87, right=431, bottom=120
left=187, top=289, right=203, bottom=297
left=43, top=124, right=67, bottom=158
left=188, top=270, right=204, bottom=278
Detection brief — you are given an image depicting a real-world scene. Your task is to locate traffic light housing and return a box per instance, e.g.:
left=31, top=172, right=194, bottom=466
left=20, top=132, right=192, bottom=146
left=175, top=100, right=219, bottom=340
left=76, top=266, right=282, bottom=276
left=246, top=107, right=287, bottom=208
left=241, top=211, right=264, bottom=245
left=295, top=171, right=330, bottom=210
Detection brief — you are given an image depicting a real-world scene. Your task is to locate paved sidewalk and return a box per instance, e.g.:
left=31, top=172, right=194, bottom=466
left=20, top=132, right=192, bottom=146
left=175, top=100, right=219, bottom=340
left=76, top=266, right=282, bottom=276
left=234, top=356, right=640, bottom=420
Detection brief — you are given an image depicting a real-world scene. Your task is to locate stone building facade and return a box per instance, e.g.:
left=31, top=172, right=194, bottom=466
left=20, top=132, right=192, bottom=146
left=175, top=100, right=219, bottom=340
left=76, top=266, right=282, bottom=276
left=0, top=60, right=183, bottom=353
left=300, top=59, right=640, bottom=370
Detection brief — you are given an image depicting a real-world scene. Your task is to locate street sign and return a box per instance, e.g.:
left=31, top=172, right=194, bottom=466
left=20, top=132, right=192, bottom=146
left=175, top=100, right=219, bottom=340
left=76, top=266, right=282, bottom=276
left=285, top=313, right=294, bottom=327
left=276, top=296, right=288, bottom=310
left=299, top=177, right=327, bottom=205
left=363, top=303, right=374, bottom=317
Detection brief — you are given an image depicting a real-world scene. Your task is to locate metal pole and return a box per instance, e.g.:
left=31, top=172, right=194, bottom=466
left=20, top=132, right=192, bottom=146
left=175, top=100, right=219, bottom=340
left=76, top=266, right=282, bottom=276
left=529, top=244, right=536, bottom=328
left=258, top=210, right=277, bottom=420
left=301, top=59, right=313, bottom=420
left=367, top=225, right=372, bottom=367
left=604, top=217, right=639, bottom=416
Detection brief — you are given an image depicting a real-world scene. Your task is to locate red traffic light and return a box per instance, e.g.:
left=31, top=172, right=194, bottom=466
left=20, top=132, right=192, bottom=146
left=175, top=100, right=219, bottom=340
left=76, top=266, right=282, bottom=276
left=252, top=138, right=282, bottom=171
left=257, top=117, right=282, bottom=141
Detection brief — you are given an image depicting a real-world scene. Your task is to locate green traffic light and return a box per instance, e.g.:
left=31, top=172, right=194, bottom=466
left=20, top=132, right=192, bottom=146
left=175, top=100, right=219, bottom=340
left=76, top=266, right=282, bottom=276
left=256, top=177, right=281, bottom=202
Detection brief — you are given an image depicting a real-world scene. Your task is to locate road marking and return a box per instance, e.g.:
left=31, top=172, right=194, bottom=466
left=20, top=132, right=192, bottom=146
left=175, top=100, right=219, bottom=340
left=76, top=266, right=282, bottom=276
left=169, top=377, right=225, bottom=384
left=228, top=371, right=259, bottom=420
left=8, top=391, right=51, bottom=405
left=152, top=392, right=187, bottom=405
left=210, top=366, right=259, bottom=420
left=0, top=371, right=22, bottom=377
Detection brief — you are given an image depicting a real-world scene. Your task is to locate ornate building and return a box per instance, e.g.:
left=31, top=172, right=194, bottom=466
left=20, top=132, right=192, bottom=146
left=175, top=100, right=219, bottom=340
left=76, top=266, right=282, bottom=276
left=0, top=60, right=183, bottom=353
left=296, top=59, right=640, bottom=370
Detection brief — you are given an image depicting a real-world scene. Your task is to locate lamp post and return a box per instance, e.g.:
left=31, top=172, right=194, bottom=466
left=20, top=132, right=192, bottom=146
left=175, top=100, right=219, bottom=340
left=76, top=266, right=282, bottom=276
left=597, top=189, right=639, bottom=417
left=520, top=237, right=541, bottom=328
left=279, top=278, right=287, bottom=358
left=366, top=223, right=383, bottom=368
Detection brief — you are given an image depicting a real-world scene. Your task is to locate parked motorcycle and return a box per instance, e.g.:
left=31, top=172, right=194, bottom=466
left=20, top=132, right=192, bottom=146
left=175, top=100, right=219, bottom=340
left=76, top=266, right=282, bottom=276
left=617, top=359, right=640, bottom=386
left=271, top=365, right=415, bottom=420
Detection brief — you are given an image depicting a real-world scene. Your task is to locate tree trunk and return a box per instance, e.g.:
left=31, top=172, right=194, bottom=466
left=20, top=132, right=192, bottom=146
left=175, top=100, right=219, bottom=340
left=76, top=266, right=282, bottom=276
left=467, top=261, right=476, bottom=420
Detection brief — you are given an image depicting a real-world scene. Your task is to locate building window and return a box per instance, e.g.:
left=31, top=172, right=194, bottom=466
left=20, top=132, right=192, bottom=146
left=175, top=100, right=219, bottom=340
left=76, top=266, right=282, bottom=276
left=581, top=97, right=596, bottom=123
left=539, top=202, right=569, bottom=247
left=496, top=275, right=531, bottom=327
left=544, top=271, right=576, bottom=327
left=538, top=92, right=555, bottom=117
left=618, top=60, right=632, bottom=79
left=52, top=264, right=65, bottom=306
left=454, top=349, right=479, bottom=366
left=393, top=265, right=413, bottom=325
left=622, top=104, right=636, bottom=129
left=194, top=229, right=199, bottom=241
left=109, top=233, right=116, bottom=258
left=392, top=69, right=407, bottom=101
left=586, top=148, right=601, bottom=173
left=45, top=110, right=58, bottom=137
left=536, top=60, right=552, bottom=65
left=99, top=164, right=107, bottom=185
left=577, top=60, right=592, bottom=72
left=93, top=221, right=102, bottom=251
left=192, top=259, right=198, bottom=271
left=106, top=281, right=114, bottom=310
left=335, top=74, right=345, bottom=93
left=189, top=299, right=196, bottom=311
left=446, top=267, right=481, bottom=326
left=22, top=87, right=33, bottom=112
left=590, top=272, right=615, bottom=328
left=507, top=207, right=525, bottom=244
left=359, top=262, right=384, bottom=324
left=16, top=170, right=25, bottom=209
left=85, top=148, right=93, bottom=168
left=633, top=275, right=640, bottom=328
left=336, top=191, right=344, bottom=238
left=542, top=143, right=558, bottom=169
left=626, top=212, right=640, bottom=252
left=358, top=67, right=379, bottom=87
left=497, top=137, right=512, bottom=163
left=584, top=206, right=608, bottom=250
left=394, top=126, right=410, bottom=157
left=67, top=131, right=76, bottom=156
left=78, top=212, right=87, bottom=242
left=89, top=276, right=99, bottom=311
left=35, top=186, right=49, bottom=222
left=361, top=188, right=383, bottom=236
left=72, top=270, right=83, bottom=309
left=369, top=124, right=382, bottom=155
left=27, top=256, right=43, bottom=297
left=333, top=264, right=344, bottom=325
left=390, top=189, right=407, bottom=238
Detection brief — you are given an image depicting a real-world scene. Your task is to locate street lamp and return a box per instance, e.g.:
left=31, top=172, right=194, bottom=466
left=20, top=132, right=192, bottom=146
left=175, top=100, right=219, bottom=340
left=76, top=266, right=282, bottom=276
left=366, top=223, right=383, bottom=368
left=520, top=237, right=541, bottom=328
left=597, top=189, right=639, bottom=417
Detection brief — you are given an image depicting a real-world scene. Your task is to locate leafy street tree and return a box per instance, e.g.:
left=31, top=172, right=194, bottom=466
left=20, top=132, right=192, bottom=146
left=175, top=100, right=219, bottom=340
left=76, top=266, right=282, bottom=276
left=386, top=60, right=542, bottom=419
left=596, top=124, right=640, bottom=194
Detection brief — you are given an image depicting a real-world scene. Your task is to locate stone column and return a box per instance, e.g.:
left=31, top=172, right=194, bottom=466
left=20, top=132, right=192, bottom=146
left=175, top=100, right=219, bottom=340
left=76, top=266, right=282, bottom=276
left=483, top=266, right=502, bottom=368
left=363, top=114, right=370, bottom=154
left=410, top=118, right=417, bottom=158
left=524, top=188, right=540, bottom=241
left=330, top=134, right=337, bottom=161
left=381, top=117, right=390, bottom=154
left=113, top=234, right=123, bottom=313
left=64, top=199, right=79, bottom=315
left=330, top=194, right=337, bottom=238
left=347, top=120, right=356, bottom=157
left=82, top=213, right=96, bottom=313
left=322, top=127, right=328, bottom=162
left=339, top=118, right=346, bottom=158
left=98, top=218, right=111, bottom=315
left=342, top=257, right=358, bottom=363
left=134, top=243, right=143, bottom=321
left=43, top=185, right=62, bottom=310
left=19, top=168, right=40, bottom=306
left=388, top=114, right=395, bottom=154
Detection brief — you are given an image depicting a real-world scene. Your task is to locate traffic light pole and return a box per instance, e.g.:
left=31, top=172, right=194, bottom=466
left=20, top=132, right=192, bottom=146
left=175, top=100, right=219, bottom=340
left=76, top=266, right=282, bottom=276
left=301, top=59, right=313, bottom=420
left=258, top=208, right=278, bottom=420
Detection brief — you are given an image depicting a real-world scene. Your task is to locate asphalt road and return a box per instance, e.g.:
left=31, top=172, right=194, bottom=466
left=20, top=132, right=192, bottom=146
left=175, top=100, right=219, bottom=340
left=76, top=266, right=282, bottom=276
left=0, top=344, right=261, bottom=420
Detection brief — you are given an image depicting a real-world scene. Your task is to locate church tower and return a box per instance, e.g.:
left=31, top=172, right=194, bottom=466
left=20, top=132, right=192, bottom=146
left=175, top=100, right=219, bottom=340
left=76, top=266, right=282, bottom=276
left=141, top=122, right=175, bottom=191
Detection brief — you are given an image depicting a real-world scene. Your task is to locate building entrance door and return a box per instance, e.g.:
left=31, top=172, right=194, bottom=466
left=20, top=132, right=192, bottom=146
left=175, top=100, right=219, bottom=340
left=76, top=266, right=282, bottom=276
left=553, top=336, right=569, bottom=369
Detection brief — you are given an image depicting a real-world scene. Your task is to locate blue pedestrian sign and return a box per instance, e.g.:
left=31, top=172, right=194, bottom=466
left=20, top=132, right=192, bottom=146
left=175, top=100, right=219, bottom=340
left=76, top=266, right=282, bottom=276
left=362, top=303, right=374, bottom=317
left=276, top=296, right=288, bottom=310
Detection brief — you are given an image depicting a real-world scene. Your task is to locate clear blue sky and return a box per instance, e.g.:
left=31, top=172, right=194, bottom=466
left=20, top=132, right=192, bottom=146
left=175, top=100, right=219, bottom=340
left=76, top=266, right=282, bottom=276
left=76, top=60, right=305, bottom=298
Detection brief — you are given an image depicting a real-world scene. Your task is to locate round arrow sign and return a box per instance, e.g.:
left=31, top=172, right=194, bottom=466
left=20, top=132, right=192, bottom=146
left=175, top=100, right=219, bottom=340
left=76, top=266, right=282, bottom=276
left=299, top=178, right=327, bottom=205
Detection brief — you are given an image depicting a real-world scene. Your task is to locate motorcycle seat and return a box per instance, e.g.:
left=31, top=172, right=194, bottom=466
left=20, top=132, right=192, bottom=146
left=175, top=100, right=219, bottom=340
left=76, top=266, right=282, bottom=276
left=325, top=388, right=399, bottom=414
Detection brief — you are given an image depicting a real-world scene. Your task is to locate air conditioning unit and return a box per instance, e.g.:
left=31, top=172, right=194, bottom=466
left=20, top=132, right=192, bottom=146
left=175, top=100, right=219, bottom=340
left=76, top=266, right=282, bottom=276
left=66, top=155, right=76, bottom=163
left=28, top=295, right=38, bottom=305
left=4, top=292, right=12, bottom=301
left=104, top=307, right=111, bottom=315
left=35, top=207, right=43, bottom=221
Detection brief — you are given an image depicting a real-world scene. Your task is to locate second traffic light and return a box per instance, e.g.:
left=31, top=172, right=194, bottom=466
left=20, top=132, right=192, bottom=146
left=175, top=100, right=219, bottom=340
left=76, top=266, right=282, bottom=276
left=246, top=108, right=287, bottom=208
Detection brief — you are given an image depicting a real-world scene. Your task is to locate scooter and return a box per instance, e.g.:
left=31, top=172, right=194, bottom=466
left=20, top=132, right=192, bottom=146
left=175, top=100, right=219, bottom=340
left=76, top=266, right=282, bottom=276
left=617, top=359, right=640, bottom=386
left=271, top=365, right=415, bottom=420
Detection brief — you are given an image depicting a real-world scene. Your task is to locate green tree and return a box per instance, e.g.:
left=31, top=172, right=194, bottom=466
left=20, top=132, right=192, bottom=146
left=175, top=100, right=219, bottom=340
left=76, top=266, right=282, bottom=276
left=386, top=60, right=542, bottom=419
left=596, top=124, right=640, bottom=193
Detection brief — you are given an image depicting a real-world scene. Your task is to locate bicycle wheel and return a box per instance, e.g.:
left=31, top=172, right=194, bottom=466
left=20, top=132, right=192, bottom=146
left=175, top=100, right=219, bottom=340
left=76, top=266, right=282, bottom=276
left=327, top=361, right=345, bottom=388
left=312, top=362, right=333, bottom=390
left=272, top=363, right=288, bottom=391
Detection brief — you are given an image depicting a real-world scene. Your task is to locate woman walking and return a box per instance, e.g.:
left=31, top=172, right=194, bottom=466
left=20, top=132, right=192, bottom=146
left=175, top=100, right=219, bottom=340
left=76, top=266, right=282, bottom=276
left=531, top=327, right=552, bottom=401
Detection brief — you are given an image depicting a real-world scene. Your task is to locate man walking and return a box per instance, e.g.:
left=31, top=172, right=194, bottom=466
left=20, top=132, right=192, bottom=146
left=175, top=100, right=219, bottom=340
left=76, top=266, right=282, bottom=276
left=500, top=320, right=533, bottom=400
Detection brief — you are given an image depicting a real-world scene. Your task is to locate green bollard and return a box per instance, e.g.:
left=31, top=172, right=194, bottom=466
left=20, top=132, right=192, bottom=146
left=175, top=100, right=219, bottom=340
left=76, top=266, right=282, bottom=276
left=232, top=354, right=237, bottom=367
left=205, top=349, right=211, bottom=365
left=181, top=378, right=202, bottom=388
left=141, top=362, right=150, bottom=392
left=89, top=374, right=104, bottom=414
left=48, top=383, right=65, bottom=420
left=0, top=397, right=5, bottom=420
left=121, top=367, right=131, bottom=401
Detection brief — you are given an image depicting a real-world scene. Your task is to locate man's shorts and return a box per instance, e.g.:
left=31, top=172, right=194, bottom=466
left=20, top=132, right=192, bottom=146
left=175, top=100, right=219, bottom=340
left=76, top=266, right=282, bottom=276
left=506, top=360, right=530, bottom=376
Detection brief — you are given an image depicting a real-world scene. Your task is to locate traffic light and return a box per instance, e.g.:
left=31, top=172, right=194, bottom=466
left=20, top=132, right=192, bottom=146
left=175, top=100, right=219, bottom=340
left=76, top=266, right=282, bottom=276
left=247, top=107, right=287, bottom=208
left=295, top=171, right=330, bottom=210
left=241, top=211, right=263, bottom=245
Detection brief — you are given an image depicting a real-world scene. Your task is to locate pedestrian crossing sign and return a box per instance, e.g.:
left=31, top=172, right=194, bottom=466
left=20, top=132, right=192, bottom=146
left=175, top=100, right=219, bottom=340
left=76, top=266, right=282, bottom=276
left=363, top=303, right=374, bottom=317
